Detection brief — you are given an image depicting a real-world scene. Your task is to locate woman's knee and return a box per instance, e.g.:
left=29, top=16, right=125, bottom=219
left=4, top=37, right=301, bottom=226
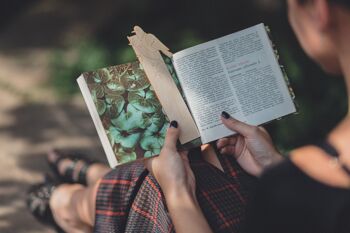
left=50, top=184, right=85, bottom=224
left=75, top=180, right=100, bottom=226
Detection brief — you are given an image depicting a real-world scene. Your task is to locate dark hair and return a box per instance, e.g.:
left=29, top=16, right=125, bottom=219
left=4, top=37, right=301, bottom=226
left=298, top=0, right=350, bottom=8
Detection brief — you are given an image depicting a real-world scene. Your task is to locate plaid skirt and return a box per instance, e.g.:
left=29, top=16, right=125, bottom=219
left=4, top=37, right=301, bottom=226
left=94, top=147, right=257, bottom=233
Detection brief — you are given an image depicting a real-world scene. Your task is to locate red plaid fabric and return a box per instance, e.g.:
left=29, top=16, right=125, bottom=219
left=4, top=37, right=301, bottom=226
left=94, top=147, right=257, bottom=233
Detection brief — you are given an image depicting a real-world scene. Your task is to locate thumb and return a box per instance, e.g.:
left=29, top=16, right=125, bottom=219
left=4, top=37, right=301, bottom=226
left=221, top=111, right=256, bottom=137
left=163, top=121, right=180, bottom=150
left=143, top=157, right=154, bottom=174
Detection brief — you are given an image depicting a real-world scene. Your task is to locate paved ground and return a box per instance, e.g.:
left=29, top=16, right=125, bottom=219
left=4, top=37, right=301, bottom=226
left=0, top=1, right=118, bottom=232
left=0, top=49, right=108, bottom=233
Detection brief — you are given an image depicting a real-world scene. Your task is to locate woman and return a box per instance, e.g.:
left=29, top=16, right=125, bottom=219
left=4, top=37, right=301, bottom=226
left=148, top=0, right=350, bottom=232
left=27, top=0, right=350, bottom=232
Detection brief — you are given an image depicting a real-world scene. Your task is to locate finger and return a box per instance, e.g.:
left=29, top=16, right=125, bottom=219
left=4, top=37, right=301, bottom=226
left=179, top=150, right=189, bottom=162
left=217, top=136, right=238, bottom=149
left=179, top=150, right=189, bottom=157
left=220, top=146, right=236, bottom=155
left=217, top=138, right=229, bottom=149
left=143, top=157, right=155, bottom=174
left=236, top=152, right=263, bottom=176
left=180, top=151, right=193, bottom=173
left=164, top=121, right=180, bottom=150
left=221, top=111, right=257, bottom=137
left=258, top=126, right=267, bottom=133
left=258, top=127, right=273, bottom=141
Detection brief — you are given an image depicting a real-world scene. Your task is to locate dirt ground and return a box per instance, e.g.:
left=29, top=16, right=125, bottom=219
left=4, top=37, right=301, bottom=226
left=0, top=52, right=106, bottom=233
left=0, top=1, right=117, bottom=232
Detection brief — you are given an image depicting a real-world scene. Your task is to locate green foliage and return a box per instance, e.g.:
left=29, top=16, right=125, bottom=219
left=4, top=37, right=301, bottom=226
left=49, top=40, right=138, bottom=99
left=50, top=41, right=119, bottom=98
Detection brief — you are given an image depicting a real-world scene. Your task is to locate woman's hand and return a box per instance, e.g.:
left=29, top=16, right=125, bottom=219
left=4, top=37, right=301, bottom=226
left=144, top=121, right=213, bottom=233
left=144, top=121, right=196, bottom=199
left=217, top=112, right=283, bottom=177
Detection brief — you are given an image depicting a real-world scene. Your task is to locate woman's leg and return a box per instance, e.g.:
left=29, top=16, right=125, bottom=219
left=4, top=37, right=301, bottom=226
left=50, top=183, right=98, bottom=233
left=86, top=163, right=111, bottom=186
left=49, top=163, right=111, bottom=233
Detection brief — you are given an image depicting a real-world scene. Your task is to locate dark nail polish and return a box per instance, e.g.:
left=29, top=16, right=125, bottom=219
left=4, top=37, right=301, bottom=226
left=221, top=111, right=230, bottom=119
left=170, top=121, right=178, bottom=128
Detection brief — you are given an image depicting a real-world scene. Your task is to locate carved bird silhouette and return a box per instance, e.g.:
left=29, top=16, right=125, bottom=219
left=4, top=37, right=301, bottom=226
left=132, top=26, right=173, bottom=57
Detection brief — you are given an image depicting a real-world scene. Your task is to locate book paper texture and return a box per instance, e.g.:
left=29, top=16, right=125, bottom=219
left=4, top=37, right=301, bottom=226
left=173, top=24, right=296, bottom=143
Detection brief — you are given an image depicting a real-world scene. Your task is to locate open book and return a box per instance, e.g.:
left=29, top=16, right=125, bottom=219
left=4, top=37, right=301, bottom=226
left=77, top=23, right=296, bottom=167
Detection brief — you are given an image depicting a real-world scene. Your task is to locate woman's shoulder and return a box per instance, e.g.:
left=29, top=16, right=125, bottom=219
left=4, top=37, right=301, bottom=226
left=260, top=145, right=350, bottom=189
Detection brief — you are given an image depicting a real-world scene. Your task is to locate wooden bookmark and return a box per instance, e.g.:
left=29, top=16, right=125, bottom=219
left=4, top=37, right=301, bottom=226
left=128, top=26, right=200, bottom=143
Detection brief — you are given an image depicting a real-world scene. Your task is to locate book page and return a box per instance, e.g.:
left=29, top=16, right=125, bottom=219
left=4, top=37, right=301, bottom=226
left=173, top=24, right=296, bottom=144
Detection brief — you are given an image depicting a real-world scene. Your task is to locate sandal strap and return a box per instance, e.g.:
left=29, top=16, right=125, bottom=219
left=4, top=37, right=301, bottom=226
left=48, top=150, right=96, bottom=185
left=48, top=155, right=65, bottom=177
left=62, top=159, right=92, bottom=185
left=63, top=160, right=76, bottom=183
left=78, top=163, right=89, bottom=185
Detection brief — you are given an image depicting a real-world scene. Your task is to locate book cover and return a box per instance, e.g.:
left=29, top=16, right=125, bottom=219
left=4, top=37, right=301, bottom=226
left=80, top=61, right=200, bottom=165
left=83, top=61, right=169, bottom=164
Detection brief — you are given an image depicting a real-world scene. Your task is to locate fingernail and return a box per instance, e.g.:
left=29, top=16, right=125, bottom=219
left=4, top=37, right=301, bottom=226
left=221, top=111, right=230, bottom=119
left=170, top=121, right=178, bottom=128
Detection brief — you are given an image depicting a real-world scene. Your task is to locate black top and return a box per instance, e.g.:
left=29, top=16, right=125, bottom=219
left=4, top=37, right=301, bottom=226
left=245, top=141, right=350, bottom=233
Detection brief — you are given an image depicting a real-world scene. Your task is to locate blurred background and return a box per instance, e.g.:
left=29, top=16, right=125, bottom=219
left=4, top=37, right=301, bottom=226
left=0, top=0, right=347, bottom=232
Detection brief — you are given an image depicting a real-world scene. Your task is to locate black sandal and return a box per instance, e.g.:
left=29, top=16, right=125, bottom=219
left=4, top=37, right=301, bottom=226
left=27, top=177, right=64, bottom=233
left=47, top=149, right=96, bottom=186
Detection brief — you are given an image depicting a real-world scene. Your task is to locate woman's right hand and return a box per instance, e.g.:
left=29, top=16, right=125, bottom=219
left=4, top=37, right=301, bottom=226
left=217, top=112, right=283, bottom=177
left=144, top=121, right=196, bottom=199
left=145, top=121, right=213, bottom=233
